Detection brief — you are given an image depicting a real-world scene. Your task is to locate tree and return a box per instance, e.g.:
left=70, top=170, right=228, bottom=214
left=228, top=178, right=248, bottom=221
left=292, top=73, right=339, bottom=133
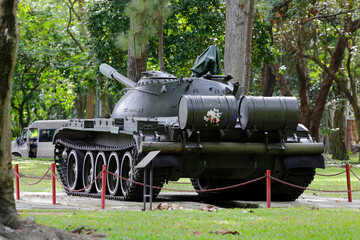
left=268, top=0, right=360, bottom=145
left=0, top=0, right=83, bottom=238
left=224, top=0, right=255, bottom=94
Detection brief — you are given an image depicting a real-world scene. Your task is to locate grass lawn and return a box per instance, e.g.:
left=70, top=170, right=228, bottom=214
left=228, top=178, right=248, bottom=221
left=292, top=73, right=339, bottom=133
left=20, top=208, right=360, bottom=239
left=13, top=156, right=360, bottom=239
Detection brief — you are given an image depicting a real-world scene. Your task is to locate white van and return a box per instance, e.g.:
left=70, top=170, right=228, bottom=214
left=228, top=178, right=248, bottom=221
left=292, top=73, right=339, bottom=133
left=11, top=120, right=68, bottom=158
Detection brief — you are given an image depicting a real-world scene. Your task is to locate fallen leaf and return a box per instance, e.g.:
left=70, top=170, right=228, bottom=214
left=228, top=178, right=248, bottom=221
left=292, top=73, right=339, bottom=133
left=241, top=210, right=254, bottom=214
left=157, top=203, right=169, bottom=210
left=219, top=228, right=239, bottom=235
left=193, top=230, right=202, bottom=236
left=282, top=216, right=290, bottom=221
left=71, top=226, right=85, bottom=234
left=169, top=204, right=182, bottom=210
left=198, top=205, right=217, bottom=212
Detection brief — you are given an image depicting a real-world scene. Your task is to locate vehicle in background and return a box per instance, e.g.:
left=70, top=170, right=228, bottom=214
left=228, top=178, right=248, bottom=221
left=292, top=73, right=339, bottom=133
left=11, top=120, right=68, bottom=158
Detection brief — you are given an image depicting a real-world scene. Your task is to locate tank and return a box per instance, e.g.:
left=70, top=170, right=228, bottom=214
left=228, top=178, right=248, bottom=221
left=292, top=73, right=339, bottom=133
left=53, top=47, right=324, bottom=201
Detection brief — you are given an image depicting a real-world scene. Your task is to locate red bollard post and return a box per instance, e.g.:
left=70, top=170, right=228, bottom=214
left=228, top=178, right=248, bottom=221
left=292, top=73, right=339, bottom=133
left=266, top=170, right=271, bottom=208
left=51, top=163, right=56, bottom=205
left=346, top=164, right=352, bottom=202
left=15, top=164, right=20, bottom=200
left=101, top=165, right=107, bottom=209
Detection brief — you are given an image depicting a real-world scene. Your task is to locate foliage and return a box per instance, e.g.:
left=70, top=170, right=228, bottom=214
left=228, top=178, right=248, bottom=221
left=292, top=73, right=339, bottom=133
left=116, top=0, right=170, bottom=56
left=87, top=0, right=226, bottom=77
left=12, top=0, right=95, bottom=136
left=160, top=0, right=226, bottom=76
left=86, top=0, right=129, bottom=96
left=86, top=0, right=129, bottom=73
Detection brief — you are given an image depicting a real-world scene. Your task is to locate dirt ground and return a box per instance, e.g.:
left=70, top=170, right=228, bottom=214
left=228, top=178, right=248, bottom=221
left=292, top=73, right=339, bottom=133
left=15, top=192, right=360, bottom=211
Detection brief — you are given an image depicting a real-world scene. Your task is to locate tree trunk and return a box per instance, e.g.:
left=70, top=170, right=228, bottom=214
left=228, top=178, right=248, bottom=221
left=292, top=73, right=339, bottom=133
left=240, top=0, right=254, bottom=95
left=295, top=57, right=312, bottom=128
left=127, top=46, right=148, bottom=82
left=101, top=84, right=107, bottom=117
left=331, top=97, right=349, bottom=160
left=107, top=94, right=114, bottom=115
left=309, top=37, right=347, bottom=141
left=158, top=15, right=165, bottom=72
left=261, top=64, right=276, bottom=96
left=75, top=93, right=86, bottom=118
left=224, top=0, right=254, bottom=94
left=85, top=87, right=95, bottom=119
left=272, top=63, right=293, bottom=96
left=0, top=0, right=22, bottom=228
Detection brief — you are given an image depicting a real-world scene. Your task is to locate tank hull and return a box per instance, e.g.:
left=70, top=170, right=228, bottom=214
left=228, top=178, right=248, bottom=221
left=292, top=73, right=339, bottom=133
left=53, top=64, right=324, bottom=201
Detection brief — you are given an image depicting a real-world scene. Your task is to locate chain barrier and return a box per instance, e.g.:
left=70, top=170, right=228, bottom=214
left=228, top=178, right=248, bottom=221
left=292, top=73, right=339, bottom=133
left=16, top=171, right=52, bottom=180
left=13, top=163, right=360, bottom=203
left=265, top=174, right=360, bottom=193
left=13, top=167, right=51, bottom=186
left=350, top=169, right=360, bottom=181
left=168, top=181, right=191, bottom=185
left=14, top=166, right=360, bottom=193
left=315, top=171, right=346, bottom=177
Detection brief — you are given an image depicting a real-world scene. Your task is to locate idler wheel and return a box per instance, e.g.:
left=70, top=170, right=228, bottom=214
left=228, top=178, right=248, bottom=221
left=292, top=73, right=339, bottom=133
left=82, top=151, right=96, bottom=193
left=120, top=151, right=135, bottom=198
left=94, top=151, right=108, bottom=194
left=107, top=152, right=123, bottom=196
left=67, top=150, right=84, bottom=190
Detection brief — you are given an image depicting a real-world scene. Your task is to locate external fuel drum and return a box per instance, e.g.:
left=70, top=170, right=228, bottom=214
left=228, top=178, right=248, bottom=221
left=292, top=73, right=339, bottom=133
left=239, top=96, right=300, bottom=131
left=178, top=95, right=237, bottom=130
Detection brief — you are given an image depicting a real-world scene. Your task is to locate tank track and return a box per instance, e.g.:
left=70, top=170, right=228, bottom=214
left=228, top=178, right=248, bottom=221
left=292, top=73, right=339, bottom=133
left=271, top=168, right=315, bottom=201
left=54, top=138, right=168, bottom=201
left=191, top=168, right=316, bottom=201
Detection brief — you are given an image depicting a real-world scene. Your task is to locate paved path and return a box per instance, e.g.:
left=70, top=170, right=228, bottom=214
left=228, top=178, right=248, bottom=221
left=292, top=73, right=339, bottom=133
left=15, top=192, right=360, bottom=211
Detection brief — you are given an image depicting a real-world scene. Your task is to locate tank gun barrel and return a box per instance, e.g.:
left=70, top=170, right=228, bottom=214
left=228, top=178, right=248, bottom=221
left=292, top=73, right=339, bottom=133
left=99, top=63, right=136, bottom=88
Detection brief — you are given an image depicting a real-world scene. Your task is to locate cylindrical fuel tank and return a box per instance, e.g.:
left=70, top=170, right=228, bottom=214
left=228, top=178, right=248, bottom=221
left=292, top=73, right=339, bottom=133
left=239, top=96, right=299, bottom=131
left=178, top=95, right=237, bottom=130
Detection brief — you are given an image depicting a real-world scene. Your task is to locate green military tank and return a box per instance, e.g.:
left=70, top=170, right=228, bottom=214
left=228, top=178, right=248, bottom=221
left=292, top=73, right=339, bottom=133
left=53, top=46, right=324, bottom=201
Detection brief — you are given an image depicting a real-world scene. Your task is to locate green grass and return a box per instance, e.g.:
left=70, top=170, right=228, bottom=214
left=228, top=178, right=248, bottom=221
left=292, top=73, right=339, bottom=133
left=19, top=208, right=360, bottom=239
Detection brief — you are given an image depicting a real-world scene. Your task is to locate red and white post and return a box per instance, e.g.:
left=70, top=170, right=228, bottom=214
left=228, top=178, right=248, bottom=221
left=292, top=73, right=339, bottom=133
left=15, top=164, right=20, bottom=200
left=51, top=163, right=56, bottom=205
left=101, top=165, right=107, bottom=209
left=346, top=164, right=352, bottom=202
left=266, top=170, right=271, bottom=208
